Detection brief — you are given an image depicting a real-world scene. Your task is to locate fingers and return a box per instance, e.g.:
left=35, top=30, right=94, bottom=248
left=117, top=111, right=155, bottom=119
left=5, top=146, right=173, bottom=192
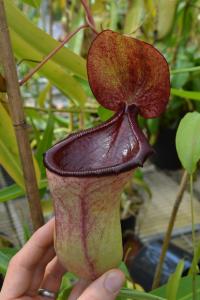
left=1, top=218, right=55, bottom=299
left=28, top=246, right=55, bottom=295
left=68, top=279, right=91, bottom=300
left=77, top=269, right=125, bottom=300
left=40, top=257, right=66, bottom=293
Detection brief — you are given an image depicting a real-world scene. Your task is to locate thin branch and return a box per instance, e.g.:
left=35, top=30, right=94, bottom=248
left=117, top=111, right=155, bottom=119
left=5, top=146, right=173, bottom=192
left=152, top=170, right=188, bottom=290
left=81, top=0, right=97, bottom=33
left=85, top=15, right=99, bottom=35
left=0, top=0, right=44, bottom=231
left=19, top=24, right=89, bottom=86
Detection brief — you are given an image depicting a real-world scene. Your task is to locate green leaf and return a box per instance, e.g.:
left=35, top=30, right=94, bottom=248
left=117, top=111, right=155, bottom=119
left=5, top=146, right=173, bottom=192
left=22, top=0, right=41, bottom=7
left=0, top=179, right=47, bottom=203
left=0, top=103, right=24, bottom=188
left=57, top=287, right=73, bottom=300
left=5, top=0, right=87, bottom=107
left=171, top=88, right=200, bottom=101
left=151, top=275, right=200, bottom=300
left=41, top=199, right=53, bottom=216
left=176, top=112, right=200, bottom=174
left=97, top=106, right=113, bottom=121
left=117, top=288, right=166, bottom=300
left=119, top=261, right=131, bottom=280
left=124, top=0, right=144, bottom=34
left=166, top=260, right=184, bottom=300
left=57, top=272, right=77, bottom=299
left=37, top=82, right=52, bottom=108
left=0, top=248, right=18, bottom=276
left=189, top=240, right=200, bottom=275
left=0, top=102, right=41, bottom=187
left=35, top=113, right=54, bottom=176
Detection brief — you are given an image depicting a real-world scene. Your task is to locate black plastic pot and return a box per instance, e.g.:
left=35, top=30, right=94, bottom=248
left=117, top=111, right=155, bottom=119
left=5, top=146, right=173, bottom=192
left=129, top=239, right=192, bottom=291
left=151, top=128, right=181, bottom=170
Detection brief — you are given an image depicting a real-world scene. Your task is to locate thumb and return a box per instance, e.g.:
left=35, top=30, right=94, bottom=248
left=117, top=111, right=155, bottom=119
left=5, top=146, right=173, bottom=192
left=77, top=269, right=125, bottom=300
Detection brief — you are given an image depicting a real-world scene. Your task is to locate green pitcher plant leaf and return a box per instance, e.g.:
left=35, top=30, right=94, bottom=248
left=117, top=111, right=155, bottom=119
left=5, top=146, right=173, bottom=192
left=176, top=112, right=200, bottom=174
left=4, top=0, right=87, bottom=107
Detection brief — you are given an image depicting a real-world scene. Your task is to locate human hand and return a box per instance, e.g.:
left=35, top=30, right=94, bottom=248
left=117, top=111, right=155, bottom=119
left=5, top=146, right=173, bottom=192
left=0, top=219, right=125, bottom=300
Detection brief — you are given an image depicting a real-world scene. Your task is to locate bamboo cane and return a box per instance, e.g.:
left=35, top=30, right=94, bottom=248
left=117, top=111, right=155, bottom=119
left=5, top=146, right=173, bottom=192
left=0, top=0, right=44, bottom=231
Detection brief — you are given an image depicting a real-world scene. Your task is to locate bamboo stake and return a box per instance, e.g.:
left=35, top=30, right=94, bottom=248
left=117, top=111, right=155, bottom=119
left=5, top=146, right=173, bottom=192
left=0, top=0, right=44, bottom=231
left=152, top=170, right=188, bottom=289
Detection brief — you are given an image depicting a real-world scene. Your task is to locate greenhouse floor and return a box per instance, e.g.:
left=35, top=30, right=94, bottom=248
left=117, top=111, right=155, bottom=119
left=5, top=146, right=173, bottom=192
left=0, top=167, right=200, bottom=253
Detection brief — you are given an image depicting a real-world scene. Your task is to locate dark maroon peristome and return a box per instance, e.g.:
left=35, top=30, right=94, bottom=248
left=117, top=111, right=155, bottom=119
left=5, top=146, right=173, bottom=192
left=44, top=104, right=153, bottom=176
left=44, top=30, right=170, bottom=176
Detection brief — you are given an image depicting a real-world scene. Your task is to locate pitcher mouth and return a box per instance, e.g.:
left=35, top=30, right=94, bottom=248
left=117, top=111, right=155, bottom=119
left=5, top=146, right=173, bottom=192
left=43, top=104, right=154, bottom=177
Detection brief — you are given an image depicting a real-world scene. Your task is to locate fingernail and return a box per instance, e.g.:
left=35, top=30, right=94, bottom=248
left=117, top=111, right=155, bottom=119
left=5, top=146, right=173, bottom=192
left=104, top=271, right=124, bottom=293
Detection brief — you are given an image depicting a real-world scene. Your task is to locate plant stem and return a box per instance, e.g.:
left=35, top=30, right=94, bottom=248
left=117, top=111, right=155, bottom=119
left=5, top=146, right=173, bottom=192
left=190, top=174, right=196, bottom=300
left=171, top=66, right=200, bottom=74
left=19, top=24, right=89, bottom=86
left=0, top=0, right=44, bottom=231
left=81, top=0, right=98, bottom=34
left=24, top=105, right=97, bottom=114
left=152, top=170, right=188, bottom=290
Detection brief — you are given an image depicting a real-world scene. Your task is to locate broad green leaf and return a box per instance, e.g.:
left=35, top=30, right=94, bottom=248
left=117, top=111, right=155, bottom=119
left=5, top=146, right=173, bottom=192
left=124, top=0, right=144, bottom=34
left=171, top=88, right=200, bottom=101
left=151, top=275, right=200, bottom=300
left=22, top=0, right=41, bottom=7
left=0, top=179, right=47, bottom=203
left=156, top=0, right=178, bottom=39
left=166, top=260, right=184, bottom=300
left=5, top=0, right=87, bottom=107
left=109, top=1, right=118, bottom=31
left=0, top=103, right=40, bottom=187
left=176, top=112, right=200, bottom=174
left=67, top=7, right=84, bottom=55
left=0, top=103, right=24, bottom=188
